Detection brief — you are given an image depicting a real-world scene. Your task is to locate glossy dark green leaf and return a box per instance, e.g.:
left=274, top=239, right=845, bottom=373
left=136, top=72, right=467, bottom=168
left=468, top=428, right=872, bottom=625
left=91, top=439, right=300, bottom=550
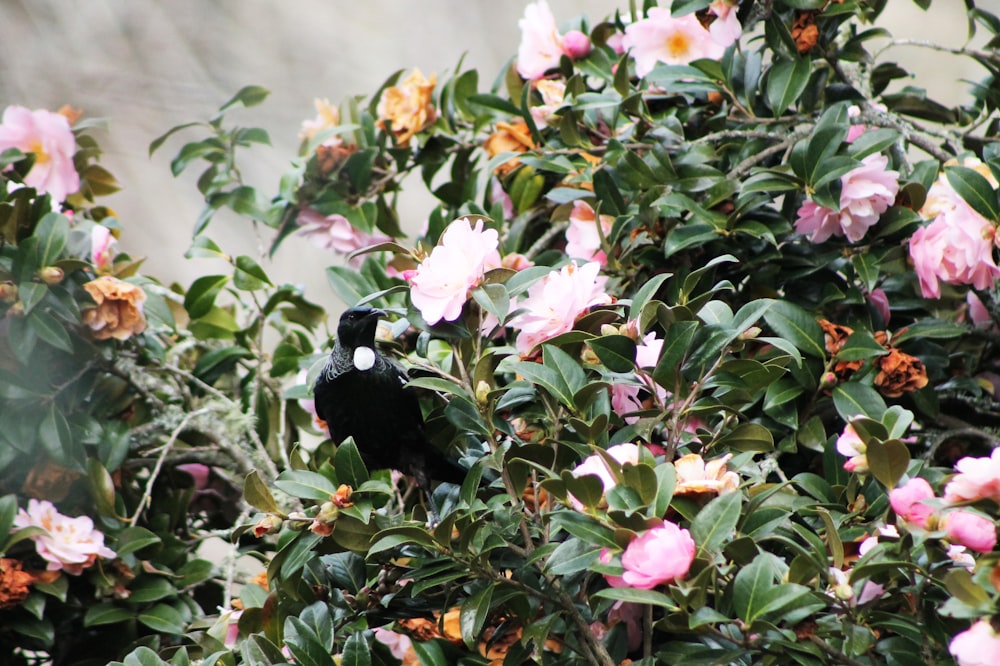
left=766, top=57, right=811, bottom=114
left=335, top=438, right=370, bottom=487
left=274, top=470, right=339, bottom=502
left=244, top=470, right=281, bottom=514
left=690, top=491, right=741, bottom=556
left=233, top=255, right=273, bottom=291
left=183, top=274, right=230, bottom=319
left=762, top=301, right=825, bottom=359
left=833, top=383, right=887, bottom=421
left=590, top=335, right=637, bottom=372
left=866, top=438, right=910, bottom=489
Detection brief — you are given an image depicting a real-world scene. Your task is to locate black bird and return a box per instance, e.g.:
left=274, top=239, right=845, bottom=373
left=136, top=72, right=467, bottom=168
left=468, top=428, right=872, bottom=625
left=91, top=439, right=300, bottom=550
left=313, top=306, right=466, bottom=502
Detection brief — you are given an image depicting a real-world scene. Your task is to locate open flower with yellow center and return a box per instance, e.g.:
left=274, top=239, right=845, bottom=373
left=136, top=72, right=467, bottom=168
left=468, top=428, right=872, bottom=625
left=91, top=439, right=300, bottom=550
left=377, top=69, right=437, bottom=148
left=673, top=453, right=739, bottom=496
left=81, top=276, right=147, bottom=341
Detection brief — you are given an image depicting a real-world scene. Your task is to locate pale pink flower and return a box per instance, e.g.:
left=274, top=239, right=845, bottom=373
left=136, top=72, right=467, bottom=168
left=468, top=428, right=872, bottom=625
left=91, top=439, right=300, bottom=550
left=509, top=261, right=612, bottom=354
left=569, top=442, right=640, bottom=510
left=13, top=499, right=116, bottom=574
left=674, top=453, right=740, bottom=495
left=944, top=510, right=997, bottom=553
left=565, top=200, right=614, bottom=265
left=947, top=544, right=977, bottom=570
left=708, top=0, right=742, bottom=46
left=410, top=217, right=501, bottom=325
left=795, top=154, right=899, bottom=243
left=620, top=522, right=696, bottom=589
left=490, top=175, right=515, bottom=220
left=867, top=288, right=891, bottom=324
left=910, top=201, right=1000, bottom=299
left=0, top=106, right=80, bottom=202
left=299, top=98, right=343, bottom=149
left=622, top=8, right=725, bottom=78
left=611, top=332, right=666, bottom=422
left=859, top=524, right=900, bottom=557
left=530, top=79, right=567, bottom=127
left=599, top=547, right=628, bottom=588
left=967, top=291, right=993, bottom=328
left=836, top=423, right=868, bottom=473
left=516, top=1, right=565, bottom=80
left=296, top=208, right=392, bottom=266
left=373, top=627, right=414, bottom=661
left=944, top=448, right=1000, bottom=504
left=950, top=619, right=1000, bottom=666
left=91, top=225, right=116, bottom=273
left=501, top=252, right=534, bottom=271
left=889, top=477, right=936, bottom=528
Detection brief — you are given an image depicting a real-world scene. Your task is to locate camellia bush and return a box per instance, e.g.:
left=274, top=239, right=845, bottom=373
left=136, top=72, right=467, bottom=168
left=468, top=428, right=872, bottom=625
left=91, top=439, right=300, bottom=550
left=5, top=0, right=1000, bottom=664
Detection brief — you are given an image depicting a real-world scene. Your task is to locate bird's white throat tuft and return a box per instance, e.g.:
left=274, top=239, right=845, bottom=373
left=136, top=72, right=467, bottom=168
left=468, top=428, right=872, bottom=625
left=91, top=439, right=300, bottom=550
left=353, top=346, right=376, bottom=371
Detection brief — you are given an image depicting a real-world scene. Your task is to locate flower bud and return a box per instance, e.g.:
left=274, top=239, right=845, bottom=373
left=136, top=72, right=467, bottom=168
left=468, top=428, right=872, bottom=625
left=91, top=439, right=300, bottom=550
left=561, top=30, right=592, bottom=59
left=252, top=514, right=283, bottom=538
left=38, top=266, right=64, bottom=285
left=738, top=326, right=761, bottom=341
left=6, top=301, right=24, bottom=318
left=332, top=484, right=354, bottom=508
left=475, top=380, right=492, bottom=406
left=820, top=372, right=839, bottom=389
left=0, top=281, right=17, bottom=302
left=315, top=500, right=340, bottom=524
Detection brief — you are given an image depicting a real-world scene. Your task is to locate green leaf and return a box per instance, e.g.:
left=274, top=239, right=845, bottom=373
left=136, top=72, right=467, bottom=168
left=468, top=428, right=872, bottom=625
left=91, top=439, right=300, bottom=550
left=833, top=383, right=887, bottom=421
left=651, top=463, right=676, bottom=518
left=244, top=470, right=282, bottom=514
left=593, top=587, right=680, bottom=609
left=847, top=128, right=901, bottom=160
left=217, top=85, right=271, bottom=114
left=368, top=526, right=437, bottom=554
left=716, top=423, right=775, bottom=452
left=690, top=491, right=741, bottom=556
left=274, top=470, right=339, bottom=502
left=763, top=301, right=825, bottom=359
left=866, top=438, right=910, bottom=489
left=512, top=360, right=575, bottom=409
left=233, top=255, right=273, bottom=291
left=184, top=235, right=229, bottom=260
left=545, top=538, right=601, bottom=575
left=28, top=309, right=72, bottom=353
left=732, top=553, right=779, bottom=624
left=341, top=632, right=372, bottom=666
left=184, top=274, right=230, bottom=319
left=766, top=57, right=811, bottom=114
left=84, top=604, right=134, bottom=627
left=836, top=331, right=889, bottom=362
left=335, top=438, right=370, bottom=487
left=137, top=604, right=186, bottom=635
left=87, top=458, right=118, bottom=519
left=34, top=213, right=70, bottom=267
left=590, top=335, right=637, bottom=373
left=652, top=320, right=699, bottom=390
left=115, top=526, right=162, bottom=556
left=460, top=584, right=494, bottom=648
left=123, top=647, right=170, bottom=666
left=946, top=165, right=1000, bottom=221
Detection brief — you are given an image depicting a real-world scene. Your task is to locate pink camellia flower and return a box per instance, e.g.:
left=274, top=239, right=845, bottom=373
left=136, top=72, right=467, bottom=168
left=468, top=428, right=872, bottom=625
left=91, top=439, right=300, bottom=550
left=910, top=201, right=1000, bottom=300
left=509, top=261, right=612, bottom=354
left=91, top=225, right=117, bottom=273
left=836, top=423, right=868, bottom=473
left=565, top=200, right=614, bottom=265
left=611, top=331, right=667, bottom=422
left=950, top=619, right=1000, bottom=666
left=794, top=154, right=900, bottom=243
left=13, top=499, right=116, bottom=574
left=859, top=524, right=900, bottom=557
left=410, top=217, right=501, bottom=325
left=622, top=8, right=726, bottom=78
left=966, top=291, right=994, bottom=328
left=373, top=627, right=414, bottom=661
left=944, top=510, right=997, bottom=553
left=944, top=448, right=1000, bottom=504
left=889, top=477, right=936, bottom=528
left=516, top=1, right=592, bottom=80
left=707, top=0, right=742, bottom=46
left=620, top=521, right=696, bottom=589
left=296, top=208, right=392, bottom=266
left=599, top=547, right=628, bottom=588
left=0, top=106, right=80, bottom=202
left=530, top=79, right=567, bottom=127
left=947, top=544, right=977, bottom=570
left=569, top=442, right=640, bottom=510
left=867, top=288, right=891, bottom=324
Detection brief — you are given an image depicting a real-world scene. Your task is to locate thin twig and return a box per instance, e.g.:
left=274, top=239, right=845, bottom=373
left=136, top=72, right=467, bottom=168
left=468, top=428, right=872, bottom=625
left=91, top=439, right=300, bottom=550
left=131, top=408, right=210, bottom=524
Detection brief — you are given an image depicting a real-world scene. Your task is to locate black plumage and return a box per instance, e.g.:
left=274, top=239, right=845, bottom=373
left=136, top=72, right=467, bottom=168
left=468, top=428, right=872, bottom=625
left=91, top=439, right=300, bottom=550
left=313, top=306, right=466, bottom=498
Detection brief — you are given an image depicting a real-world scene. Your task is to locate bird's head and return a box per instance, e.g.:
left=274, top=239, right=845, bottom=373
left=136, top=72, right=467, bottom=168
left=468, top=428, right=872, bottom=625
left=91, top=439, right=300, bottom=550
left=336, top=306, right=386, bottom=349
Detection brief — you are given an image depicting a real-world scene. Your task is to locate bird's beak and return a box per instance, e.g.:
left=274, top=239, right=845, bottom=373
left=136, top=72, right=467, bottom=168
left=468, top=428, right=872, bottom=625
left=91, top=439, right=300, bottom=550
left=368, top=308, right=387, bottom=319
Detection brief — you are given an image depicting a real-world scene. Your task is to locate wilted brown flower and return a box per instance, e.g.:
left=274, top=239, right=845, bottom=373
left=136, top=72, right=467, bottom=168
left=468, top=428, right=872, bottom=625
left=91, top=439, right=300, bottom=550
left=22, top=457, right=82, bottom=502
left=0, top=558, right=35, bottom=609
left=484, top=119, right=535, bottom=176
left=874, top=348, right=929, bottom=397
left=377, top=69, right=437, bottom=147
left=82, top=276, right=147, bottom=340
left=819, top=319, right=864, bottom=379
left=791, top=11, right=819, bottom=54
left=332, top=484, right=354, bottom=508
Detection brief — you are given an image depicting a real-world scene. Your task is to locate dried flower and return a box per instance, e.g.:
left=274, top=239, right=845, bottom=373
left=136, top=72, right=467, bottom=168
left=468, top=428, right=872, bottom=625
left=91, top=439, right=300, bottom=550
left=377, top=69, right=437, bottom=148
left=873, top=347, right=928, bottom=397
left=82, top=276, right=147, bottom=341
left=484, top=119, right=536, bottom=176
left=0, top=558, right=35, bottom=609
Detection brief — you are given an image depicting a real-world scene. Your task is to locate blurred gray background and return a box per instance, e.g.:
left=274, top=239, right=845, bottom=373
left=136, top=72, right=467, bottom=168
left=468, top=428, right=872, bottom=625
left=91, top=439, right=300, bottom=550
left=0, top=1, right=994, bottom=305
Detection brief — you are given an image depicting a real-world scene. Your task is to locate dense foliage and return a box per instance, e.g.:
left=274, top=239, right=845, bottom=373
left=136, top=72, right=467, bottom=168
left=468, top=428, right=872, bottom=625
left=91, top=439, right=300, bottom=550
left=4, top=0, right=1000, bottom=664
